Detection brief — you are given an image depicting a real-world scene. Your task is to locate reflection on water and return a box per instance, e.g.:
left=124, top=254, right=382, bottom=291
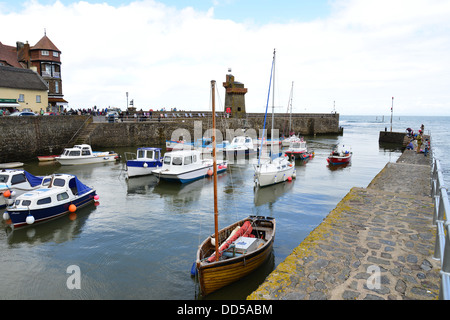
left=0, top=116, right=411, bottom=299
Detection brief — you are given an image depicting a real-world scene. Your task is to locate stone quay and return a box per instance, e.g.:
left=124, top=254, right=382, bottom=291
left=248, top=148, right=440, bottom=300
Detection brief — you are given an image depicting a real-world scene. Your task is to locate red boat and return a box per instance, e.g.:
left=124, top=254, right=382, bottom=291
left=327, top=148, right=352, bottom=165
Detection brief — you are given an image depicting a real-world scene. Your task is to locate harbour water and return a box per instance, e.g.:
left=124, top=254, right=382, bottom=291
left=0, top=115, right=448, bottom=300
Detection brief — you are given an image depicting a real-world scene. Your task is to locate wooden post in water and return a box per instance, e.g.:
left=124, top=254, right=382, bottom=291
left=211, top=80, right=219, bottom=262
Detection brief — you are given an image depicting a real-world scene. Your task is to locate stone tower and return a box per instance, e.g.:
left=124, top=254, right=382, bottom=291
left=223, top=71, right=247, bottom=118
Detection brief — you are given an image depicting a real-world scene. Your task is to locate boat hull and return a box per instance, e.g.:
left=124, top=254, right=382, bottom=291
left=327, top=155, right=351, bottom=165
left=56, top=153, right=118, bottom=165
left=6, top=190, right=96, bottom=229
left=255, top=165, right=295, bottom=188
left=196, top=216, right=275, bottom=296
left=126, top=160, right=162, bottom=178
left=155, top=163, right=227, bottom=183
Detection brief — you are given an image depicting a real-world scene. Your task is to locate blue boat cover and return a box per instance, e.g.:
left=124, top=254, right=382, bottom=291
left=24, top=171, right=44, bottom=187
left=68, top=175, right=92, bottom=196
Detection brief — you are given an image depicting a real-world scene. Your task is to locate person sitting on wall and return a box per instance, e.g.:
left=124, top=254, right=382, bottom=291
left=406, top=140, right=414, bottom=150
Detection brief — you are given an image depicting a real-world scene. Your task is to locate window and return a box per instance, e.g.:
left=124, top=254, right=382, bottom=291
left=53, top=178, right=65, bottom=187
left=184, top=156, right=192, bottom=165
left=37, top=197, right=52, bottom=205
left=36, top=95, right=41, bottom=103
left=55, top=81, right=59, bottom=93
left=57, top=192, right=69, bottom=201
left=41, top=50, right=49, bottom=56
left=53, top=51, right=59, bottom=57
left=164, top=156, right=171, bottom=165
left=19, top=200, right=31, bottom=206
left=18, top=94, right=24, bottom=102
left=11, top=174, right=26, bottom=185
left=172, top=156, right=183, bottom=166
left=69, top=150, right=81, bottom=157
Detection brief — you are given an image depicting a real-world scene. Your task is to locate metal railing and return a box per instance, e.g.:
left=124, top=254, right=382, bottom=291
left=431, top=156, right=450, bottom=299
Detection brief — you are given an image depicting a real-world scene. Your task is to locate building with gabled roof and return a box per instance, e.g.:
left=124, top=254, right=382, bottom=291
left=0, top=32, right=67, bottom=112
left=0, top=65, right=48, bottom=111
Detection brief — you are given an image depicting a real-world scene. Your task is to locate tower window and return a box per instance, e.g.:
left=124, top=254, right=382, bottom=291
left=41, top=50, right=49, bottom=56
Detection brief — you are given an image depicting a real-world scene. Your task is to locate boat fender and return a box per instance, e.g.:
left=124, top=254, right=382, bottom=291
left=3, top=212, right=9, bottom=220
left=69, top=204, right=77, bottom=213
left=143, top=162, right=148, bottom=168
left=190, top=262, right=198, bottom=277
left=94, top=195, right=100, bottom=202
left=26, top=214, right=35, bottom=225
left=3, top=190, right=11, bottom=198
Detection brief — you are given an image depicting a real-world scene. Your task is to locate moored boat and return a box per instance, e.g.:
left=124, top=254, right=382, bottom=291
left=55, top=144, right=119, bottom=165
left=254, top=49, right=296, bottom=188
left=223, top=136, right=257, bottom=159
left=3, top=173, right=97, bottom=229
left=37, top=155, right=58, bottom=162
left=0, top=169, right=46, bottom=209
left=152, top=149, right=227, bottom=184
left=195, top=215, right=276, bottom=296
left=0, top=162, right=24, bottom=169
left=194, top=80, right=276, bottom=296
left=125, top=147, right=163, bottom=178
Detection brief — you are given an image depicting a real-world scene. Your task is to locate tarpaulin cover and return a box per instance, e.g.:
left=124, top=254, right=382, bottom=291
left=24, top=171, right=44, bottom=187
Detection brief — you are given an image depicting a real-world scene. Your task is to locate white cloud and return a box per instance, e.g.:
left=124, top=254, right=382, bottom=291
left=1, top=0, right=449, bottom=115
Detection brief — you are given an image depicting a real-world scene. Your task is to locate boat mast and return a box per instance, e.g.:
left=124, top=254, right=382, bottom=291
left=211, top=80, right=219, bottom=262
left=288, top=81, right=293, bottom=134
left=271, top=49, right=276, bottom=162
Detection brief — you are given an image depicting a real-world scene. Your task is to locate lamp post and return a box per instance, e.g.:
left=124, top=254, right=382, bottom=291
left=390, top=97, right=394, bottom=132
left=126, top=92, right=128, bottom=111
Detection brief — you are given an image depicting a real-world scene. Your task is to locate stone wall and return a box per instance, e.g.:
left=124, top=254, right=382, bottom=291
left=0, top=113, right=341, bottom=162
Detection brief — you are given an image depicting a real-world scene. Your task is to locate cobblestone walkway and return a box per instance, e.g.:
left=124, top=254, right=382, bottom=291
left=248, top=150, right=440, bottom=300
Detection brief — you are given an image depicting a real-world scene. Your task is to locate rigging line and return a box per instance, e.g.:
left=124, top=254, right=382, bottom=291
left=258, top=49, right=276, bottom=166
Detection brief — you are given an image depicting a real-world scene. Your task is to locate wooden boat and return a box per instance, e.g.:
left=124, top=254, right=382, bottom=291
left=195, top=215, right=276, bottom=296
left=194, top=80, right=276, bottom=296
left=37, top=155, right=58, bottom=162
left=327, top=145, right=352, bottom=165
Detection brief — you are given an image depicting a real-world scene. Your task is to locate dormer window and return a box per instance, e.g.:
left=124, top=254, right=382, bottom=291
left=41, top=50, right=49, bottom=56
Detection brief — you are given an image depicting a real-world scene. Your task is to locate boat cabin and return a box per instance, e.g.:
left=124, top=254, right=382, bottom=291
left=0, top=169, right=45, bottom=191
left=162, top=150, right=202, bottom=168
left=137, top=147, right=161, bottom=161
left=13, top=174, right=91, bottom=208
left=61, top=144, right=93, bottom=157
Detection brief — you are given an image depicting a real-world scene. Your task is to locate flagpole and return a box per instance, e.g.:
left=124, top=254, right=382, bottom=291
left=390, top=97, right=394, bottom=132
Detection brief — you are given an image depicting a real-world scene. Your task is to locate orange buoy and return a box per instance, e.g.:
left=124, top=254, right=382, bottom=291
left=207, top=169, right=213, bottom=176
left=3, top=190, right=11, bottom=198
left=69, top=204, right=77, bottom=212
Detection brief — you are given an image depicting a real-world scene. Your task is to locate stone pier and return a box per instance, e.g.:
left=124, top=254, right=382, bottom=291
left=248, top=149, right=440, bottom=300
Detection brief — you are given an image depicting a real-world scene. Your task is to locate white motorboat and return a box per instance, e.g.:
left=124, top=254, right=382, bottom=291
left=223, top=136, right=257, bottom=159
left=152, top=149, right=227, bottom=184
left=55, top=144, right=119, bottom=165
left=125, top=147, right=163, bottom=178
left=0, top=169, right=47, bottom=208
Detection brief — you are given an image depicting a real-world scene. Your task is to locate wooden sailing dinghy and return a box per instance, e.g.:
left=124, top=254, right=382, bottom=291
left=194, top=80, right=276, bottom=296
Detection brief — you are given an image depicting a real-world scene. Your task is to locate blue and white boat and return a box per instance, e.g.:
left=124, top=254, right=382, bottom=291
left=152, top=149, right=227, bottom=183
left=3, top=174, right=97, bottom=229
left=126, top=147, right=163, bottom=178
left=0, top=169, right=45, bottom=209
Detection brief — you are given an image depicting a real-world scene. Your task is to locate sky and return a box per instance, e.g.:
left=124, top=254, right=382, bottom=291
left=1, top=0, right=449, bottom=116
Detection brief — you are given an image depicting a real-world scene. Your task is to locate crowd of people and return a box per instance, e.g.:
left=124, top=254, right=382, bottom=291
left=406, top=124, right=430, bottom=157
